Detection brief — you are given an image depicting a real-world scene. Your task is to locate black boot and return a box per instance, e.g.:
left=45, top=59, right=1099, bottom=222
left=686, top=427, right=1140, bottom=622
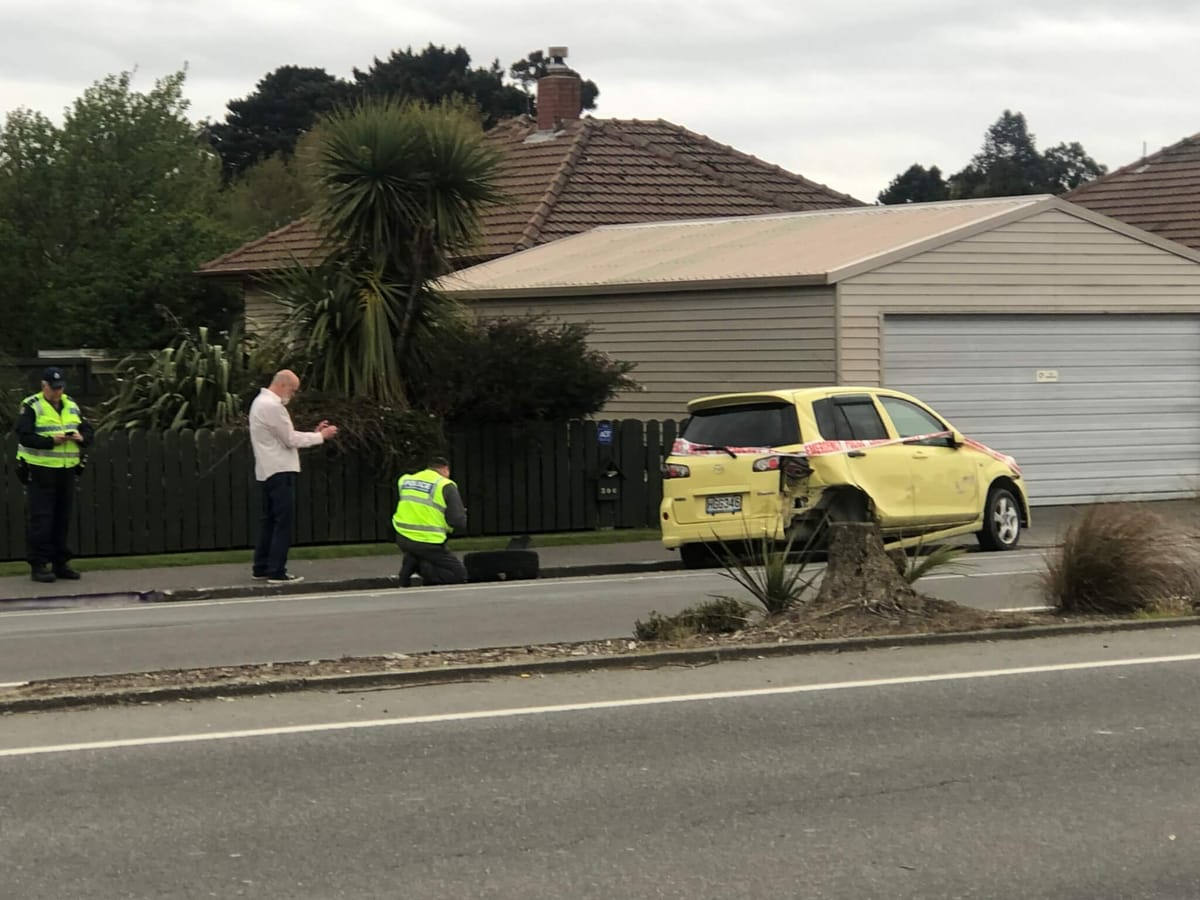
left=31, top=565, right=56, bottom=583
left=54, top=565, right=82, bottom=580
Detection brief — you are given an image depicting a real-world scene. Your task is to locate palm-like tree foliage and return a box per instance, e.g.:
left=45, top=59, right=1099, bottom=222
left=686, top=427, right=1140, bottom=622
left=273, top=260, right=408, bottom=404
left=307, top=97, right=506, bottom=384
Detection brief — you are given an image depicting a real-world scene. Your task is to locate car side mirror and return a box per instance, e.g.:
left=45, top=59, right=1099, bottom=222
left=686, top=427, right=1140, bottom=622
left=950, top=430, right=965, bottom=447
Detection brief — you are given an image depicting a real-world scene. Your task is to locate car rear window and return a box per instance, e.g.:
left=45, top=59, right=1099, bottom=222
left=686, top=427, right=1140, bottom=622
left=682, top=402, right=800, bottom=447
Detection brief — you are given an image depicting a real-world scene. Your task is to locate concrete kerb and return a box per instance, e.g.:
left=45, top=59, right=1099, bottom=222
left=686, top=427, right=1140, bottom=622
left=0, top=561, right=684, bottom=607
left=150, top=561, right=683, bottom=603
left=4, top=614, right=1199, bottom=715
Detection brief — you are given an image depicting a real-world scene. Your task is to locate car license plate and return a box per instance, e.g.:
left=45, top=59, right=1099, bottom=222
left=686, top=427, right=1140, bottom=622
left=705, top=494, right=742, bottom=515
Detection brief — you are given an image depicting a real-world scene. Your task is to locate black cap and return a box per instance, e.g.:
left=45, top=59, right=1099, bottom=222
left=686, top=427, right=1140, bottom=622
left=42, top=367, right=66, bottom=388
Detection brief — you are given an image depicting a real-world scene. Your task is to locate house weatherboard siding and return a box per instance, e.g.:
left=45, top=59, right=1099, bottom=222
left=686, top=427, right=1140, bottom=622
left=474, top=285, right=838, bottom=418
left=244, top=284, right=287, bottom=334
left=837, top=208, right=1200, bottom=385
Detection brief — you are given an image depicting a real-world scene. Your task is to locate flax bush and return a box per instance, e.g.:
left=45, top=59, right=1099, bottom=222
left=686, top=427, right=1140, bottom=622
left=712, top=527, right=825, bottom=616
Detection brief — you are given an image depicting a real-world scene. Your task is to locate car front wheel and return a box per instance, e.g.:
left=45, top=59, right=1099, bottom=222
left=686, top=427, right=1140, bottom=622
left=977, top=486, right=1021, bottom=551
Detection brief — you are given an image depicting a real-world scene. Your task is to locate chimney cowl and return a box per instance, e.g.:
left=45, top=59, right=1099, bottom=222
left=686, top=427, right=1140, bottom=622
left=536, top=45, right=582, bottom=131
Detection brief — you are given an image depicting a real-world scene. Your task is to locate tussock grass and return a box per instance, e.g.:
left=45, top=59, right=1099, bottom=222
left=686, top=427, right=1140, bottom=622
left=1040, top=504, right=1200, bottom=615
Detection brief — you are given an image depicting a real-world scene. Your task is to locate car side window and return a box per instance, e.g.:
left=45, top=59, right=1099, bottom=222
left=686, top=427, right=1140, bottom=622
left=814, top=396, right=889, bottom=441
left=879, top=397, right=952, bottom=446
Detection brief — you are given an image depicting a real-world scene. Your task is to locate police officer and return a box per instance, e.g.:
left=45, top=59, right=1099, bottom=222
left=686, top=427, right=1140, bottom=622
left=393, top=456, right=468, bottom=587
left=15, top=367, right=94, bottom=583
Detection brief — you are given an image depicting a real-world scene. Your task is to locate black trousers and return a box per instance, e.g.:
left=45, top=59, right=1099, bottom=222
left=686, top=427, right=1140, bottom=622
left=253, top=472, right=296, bottom=578
left=396, top=534, right=467, bottom=586
left=25, top=465, right=75, bottom=569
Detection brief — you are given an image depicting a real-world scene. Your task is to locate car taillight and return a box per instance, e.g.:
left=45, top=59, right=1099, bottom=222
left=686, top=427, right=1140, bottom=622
left=754, top=454, right=811, bottom=477
left=752, top=456, right=781, bottom=472
left=663, top=463, right=691, bottom=479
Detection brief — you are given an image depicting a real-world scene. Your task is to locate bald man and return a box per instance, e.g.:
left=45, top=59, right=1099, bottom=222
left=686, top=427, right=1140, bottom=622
left=248, top=370, right=338, bottom=584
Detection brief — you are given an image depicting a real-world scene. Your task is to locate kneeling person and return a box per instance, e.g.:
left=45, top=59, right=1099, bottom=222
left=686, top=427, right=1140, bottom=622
left=393, top=457, right=468, bottom=586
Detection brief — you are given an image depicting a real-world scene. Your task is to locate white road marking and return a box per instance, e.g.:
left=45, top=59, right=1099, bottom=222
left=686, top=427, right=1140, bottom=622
left=0, top=681, right=27, bottom=688
left=3, top=652, right=1198, bottom=758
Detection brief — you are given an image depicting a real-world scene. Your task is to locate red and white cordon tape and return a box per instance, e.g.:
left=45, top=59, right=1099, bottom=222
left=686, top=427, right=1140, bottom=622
left=671, top=432, right=1021, bottom=475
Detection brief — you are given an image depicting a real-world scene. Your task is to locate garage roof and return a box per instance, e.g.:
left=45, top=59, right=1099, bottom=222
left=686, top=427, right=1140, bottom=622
left=438, top=195, right=1180, bottom=298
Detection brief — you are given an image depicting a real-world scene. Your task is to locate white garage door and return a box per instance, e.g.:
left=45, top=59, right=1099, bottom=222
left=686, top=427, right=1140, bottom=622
left=883, top=314, right=1200, bottom=506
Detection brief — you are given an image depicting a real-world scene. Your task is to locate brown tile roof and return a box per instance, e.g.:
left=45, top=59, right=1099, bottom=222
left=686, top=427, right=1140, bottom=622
left=1066, top=131, right=1200, bottom=251
left=198, top=116, right=862, bottom=277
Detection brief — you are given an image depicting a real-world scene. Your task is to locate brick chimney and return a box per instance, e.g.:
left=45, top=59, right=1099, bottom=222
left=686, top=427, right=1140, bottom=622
left=536, top=46, right=582, bottom=131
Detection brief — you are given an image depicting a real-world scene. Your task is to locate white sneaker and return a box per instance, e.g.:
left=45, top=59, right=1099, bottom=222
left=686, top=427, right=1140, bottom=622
left=267, top=573, right=304, bottom=585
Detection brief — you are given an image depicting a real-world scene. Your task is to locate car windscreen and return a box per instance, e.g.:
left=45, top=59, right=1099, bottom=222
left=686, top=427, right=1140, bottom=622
left=681, top=402, right=800, bottom=448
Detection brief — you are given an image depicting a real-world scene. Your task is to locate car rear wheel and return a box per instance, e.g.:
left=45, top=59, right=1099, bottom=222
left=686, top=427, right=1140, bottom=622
left=977, top=486, right=1021, bottom=551
left=680, top=543, right=722, bottom=569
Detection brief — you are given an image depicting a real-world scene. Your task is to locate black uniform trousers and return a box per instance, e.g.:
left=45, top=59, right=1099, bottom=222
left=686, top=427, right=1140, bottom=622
left=25, top=465, right=76, bottom=569
left=395, top=534, right=468, bottom=586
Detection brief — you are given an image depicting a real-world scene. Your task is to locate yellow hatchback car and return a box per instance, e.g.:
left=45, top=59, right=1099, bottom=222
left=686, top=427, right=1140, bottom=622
left=659, top=387, right=1029, bottom=569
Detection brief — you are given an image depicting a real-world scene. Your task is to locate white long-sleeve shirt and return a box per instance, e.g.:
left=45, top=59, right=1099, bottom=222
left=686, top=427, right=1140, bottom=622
left=248, top=388, right=324, bottom=481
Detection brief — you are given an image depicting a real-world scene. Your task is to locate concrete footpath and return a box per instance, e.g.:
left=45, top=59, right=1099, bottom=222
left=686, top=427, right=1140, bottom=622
left=2, top=501, right=1197, bottom=605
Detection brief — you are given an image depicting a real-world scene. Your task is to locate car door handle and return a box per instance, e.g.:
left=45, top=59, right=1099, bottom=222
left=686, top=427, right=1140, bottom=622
left=848, top=450, right=866, bottom=458
left=911, top=450, right=928, bottom=459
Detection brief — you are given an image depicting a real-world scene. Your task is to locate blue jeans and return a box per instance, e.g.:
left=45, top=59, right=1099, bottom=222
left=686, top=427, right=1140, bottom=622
left=253, top=472, right=296, bottom=578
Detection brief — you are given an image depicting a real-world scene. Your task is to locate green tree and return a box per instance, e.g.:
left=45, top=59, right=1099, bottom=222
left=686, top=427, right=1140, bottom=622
left=509, top=49, right=600, bottom=117
left=277, top=97, right=505, bottom=406
left=212, top=125, right=328, bottom=241
left=353, top=44, right=528, bottom=128
left=946, top=110, right=1107, bottom=199
left=204, top=66, right=349, bottom=180
left=1043, top=141, right=1106, bottom=192
left=0, top=109, right=58, bottom=355
left=877, top=163, right=949, bottom=205
left=950, top=110, right=1048, bottom=198
left=0, top=69, right=240, bottom=353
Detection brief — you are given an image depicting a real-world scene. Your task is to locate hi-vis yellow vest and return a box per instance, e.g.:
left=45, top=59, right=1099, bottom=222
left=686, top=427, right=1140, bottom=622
left=16, top=392, right=83, bottom=469
left=392, top=468, right=454, bottom=544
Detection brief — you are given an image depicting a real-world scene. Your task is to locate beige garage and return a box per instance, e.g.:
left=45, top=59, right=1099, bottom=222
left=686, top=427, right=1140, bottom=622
left=438, top=195, right=1200, bottom=505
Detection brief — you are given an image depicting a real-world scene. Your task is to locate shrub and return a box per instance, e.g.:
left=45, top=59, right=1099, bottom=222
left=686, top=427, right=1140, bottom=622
left=0, top=352, right=28, bottom=432
left=407, top=314, right=638, bottom=423
left=634, top=597, right=753, bottom=642
left=285, top=390, right=447, bottom=479
left=1040, top=504, right=1200, bottom=614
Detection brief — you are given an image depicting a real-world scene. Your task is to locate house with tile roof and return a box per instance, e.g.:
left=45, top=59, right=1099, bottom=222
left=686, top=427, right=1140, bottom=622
left=197, top=49, right=862, bottom=332
left=1066, top=131, right=1200, bottom=251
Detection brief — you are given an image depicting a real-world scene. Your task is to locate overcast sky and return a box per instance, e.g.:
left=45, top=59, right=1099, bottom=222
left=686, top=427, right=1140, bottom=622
left=2, top=0, right=1198, bottom=202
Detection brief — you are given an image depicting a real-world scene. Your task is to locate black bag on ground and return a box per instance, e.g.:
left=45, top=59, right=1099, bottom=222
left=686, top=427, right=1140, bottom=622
left=464, top=549, right=540, bottom=583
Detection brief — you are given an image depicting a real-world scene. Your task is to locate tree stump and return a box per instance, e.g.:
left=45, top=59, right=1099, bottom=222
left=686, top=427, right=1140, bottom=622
left=813, top=522, right=924, bottom=616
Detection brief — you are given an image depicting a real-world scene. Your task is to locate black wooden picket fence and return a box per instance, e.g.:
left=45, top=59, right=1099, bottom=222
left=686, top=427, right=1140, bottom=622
left=0, top=420, right=678, bottom=562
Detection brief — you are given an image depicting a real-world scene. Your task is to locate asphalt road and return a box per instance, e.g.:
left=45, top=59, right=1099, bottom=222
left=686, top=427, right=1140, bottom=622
left=0, top=551, right=1047, bottom=684
left=2, top=628, right=1198, bottom=899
